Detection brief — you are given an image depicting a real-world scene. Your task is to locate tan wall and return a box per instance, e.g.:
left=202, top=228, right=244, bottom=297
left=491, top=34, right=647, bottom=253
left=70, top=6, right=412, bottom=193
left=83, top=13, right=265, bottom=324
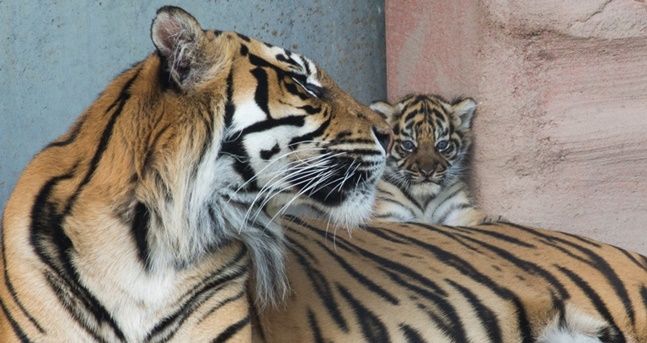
left=385, top=0, right=647, bottom=253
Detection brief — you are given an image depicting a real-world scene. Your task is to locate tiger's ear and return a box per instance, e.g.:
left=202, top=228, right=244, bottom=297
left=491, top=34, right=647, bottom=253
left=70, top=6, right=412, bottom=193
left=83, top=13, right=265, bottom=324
left=151, top=6, right=215, bottom=89
left=370, top=101, right=402, bottom=124
left=452, top=98, right=477, bottom=131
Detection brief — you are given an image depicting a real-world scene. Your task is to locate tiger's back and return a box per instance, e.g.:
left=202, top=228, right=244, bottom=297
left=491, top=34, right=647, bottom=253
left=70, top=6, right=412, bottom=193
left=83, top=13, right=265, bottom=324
left=261, top=219, right=647, bottom=343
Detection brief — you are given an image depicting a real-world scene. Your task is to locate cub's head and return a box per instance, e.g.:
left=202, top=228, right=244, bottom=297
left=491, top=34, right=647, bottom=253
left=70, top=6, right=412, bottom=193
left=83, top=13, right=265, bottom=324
left=370, top=94, right=475, bottom=194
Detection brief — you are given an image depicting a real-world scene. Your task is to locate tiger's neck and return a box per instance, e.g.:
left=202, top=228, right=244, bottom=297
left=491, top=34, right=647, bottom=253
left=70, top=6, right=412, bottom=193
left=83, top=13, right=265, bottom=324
left=1, top=55, right=259, bottom=341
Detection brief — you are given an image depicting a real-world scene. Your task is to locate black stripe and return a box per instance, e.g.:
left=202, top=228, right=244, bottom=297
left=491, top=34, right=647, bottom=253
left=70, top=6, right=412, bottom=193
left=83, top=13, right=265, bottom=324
left=30, top=167, right=124, bottom=341
left=219, top=138, right=256, bottom=187
left=363, top=225, right=410, bottom=244
left=276, top=53, right=299, bottom=67
left=423, top=227, right=483, bottom=253
left=1, top=221, right=45, bottom=333
left=307, top=308, right=326, bottom=343
left=614, top=246, right=647, bottom=273
left=399, top=324, right=426, bottom=343
left=448, top=230, right=569, bottom=299
left=211, top=315, right=250, bottom=343
left=316, top=241, right=399, bottom=305
left=288, top=115, right=331, bottom=148
left=504, top=222, right=635, bottom=326
left=0, top=298, right=31, bottom=343
left=235, top=33, right=251, bottom=42
left=284, top=235, right=319, bottom=263
left=239, top=44, right=249, bottom=56
left=147, top=246, right=248, bottom=341
left=555, top=239, right=634, bottom=325
left=298, top=104, right=320, bottom=114
left=198, top=290, right=246, bottom=324
left=425, top=183, right=465, bottom=217
left=146, top=266, right=247, bottom=342
left=290, top=218, right=447, bottom=297
left=31, top=67, right=142, bottom=342
left=558, top=266, right=626, bottom=343
left=142, top=123, right=172, bottom=173
left=251, top=67, right=271, bottom=118
left=131, top=202, right=151, bottom=270
left=286, top=245, right=349, bottom=332
left=66, top=69, right=141, bottom=216
left=331, top=148, right=382, bottom=156
left=377, top=225, right=534, bottom=343
left=537, top=238, right=589, bottom=263
left=381, top=269, right=466, bottom=343
left=337, top=284, right=391, bottom=343
left=435, top=203, right=465, bottom=224
left=383, top=176, right=421, bottom=209
left=241, top=115, right=306, bottom=136
left=259, top=143, right=280, bottom=160
left=223, top=70, right=235, bottom=131
left=45, top=117, right=84, bottom=149
left=640, top=286, right=647, bottom=314
left=558, top=230, right=602, bottom=247
left=43, top=271, right=110, bottom=343
left=447, top=279, right=502, bottom=343
left=453, top=225, right=536, bottom=248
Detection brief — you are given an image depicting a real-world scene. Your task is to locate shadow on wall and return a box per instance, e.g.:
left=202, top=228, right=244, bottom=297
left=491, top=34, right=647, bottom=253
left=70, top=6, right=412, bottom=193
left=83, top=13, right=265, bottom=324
left=385, top=0, right=647, bottom=253
left=0, top=0, right=386, bottom=208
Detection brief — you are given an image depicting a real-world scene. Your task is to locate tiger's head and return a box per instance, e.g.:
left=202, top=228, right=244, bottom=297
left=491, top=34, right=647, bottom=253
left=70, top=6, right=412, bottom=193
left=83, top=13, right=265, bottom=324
left=370, top=94, right=475, bottom=198
left=148, top=7, right=392, bottom=301
left=5, top=6, right=391, bottom=307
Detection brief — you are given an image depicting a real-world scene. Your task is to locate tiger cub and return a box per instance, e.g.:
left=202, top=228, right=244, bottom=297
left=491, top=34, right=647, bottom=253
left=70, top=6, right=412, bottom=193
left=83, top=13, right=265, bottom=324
left=370, top=94, right=500, bottom=226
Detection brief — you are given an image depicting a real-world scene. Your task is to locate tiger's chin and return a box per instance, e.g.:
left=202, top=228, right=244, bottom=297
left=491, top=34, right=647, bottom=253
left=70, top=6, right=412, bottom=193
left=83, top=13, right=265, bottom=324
left=271, top=184, right=379, bottom=228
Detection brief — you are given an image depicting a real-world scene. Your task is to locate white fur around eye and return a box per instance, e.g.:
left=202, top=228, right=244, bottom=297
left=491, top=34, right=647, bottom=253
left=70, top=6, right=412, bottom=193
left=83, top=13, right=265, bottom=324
left=292, top=77, right=320, bottom=98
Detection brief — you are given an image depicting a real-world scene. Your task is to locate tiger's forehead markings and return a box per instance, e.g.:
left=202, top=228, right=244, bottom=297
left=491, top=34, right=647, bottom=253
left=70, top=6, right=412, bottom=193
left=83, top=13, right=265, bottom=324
left=272, top=49, right=322, bottom=87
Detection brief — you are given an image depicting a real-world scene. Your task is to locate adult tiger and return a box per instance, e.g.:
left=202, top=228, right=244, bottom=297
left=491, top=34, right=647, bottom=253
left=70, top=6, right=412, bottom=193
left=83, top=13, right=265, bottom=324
left=0, top=6, right=391, bottom=342
left=259, top=218, right=647, bottom=343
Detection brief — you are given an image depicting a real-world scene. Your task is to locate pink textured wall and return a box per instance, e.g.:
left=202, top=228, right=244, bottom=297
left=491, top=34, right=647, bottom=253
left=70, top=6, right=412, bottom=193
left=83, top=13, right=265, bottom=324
left=385, top=0, right=647, bottom=253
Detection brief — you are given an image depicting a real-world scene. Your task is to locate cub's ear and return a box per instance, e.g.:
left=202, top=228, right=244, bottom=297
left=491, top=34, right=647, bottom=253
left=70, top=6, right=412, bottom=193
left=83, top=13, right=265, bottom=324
left=452, top=98, right=477, bottom=131
left=151, top=6, right=216, bottom=89
left=370, top=101, right=402, bottom=124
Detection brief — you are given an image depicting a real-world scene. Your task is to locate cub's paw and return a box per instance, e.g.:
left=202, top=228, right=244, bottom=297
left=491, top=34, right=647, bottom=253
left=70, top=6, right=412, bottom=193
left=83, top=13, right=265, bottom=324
left=480, top=215, right=508, bottom=224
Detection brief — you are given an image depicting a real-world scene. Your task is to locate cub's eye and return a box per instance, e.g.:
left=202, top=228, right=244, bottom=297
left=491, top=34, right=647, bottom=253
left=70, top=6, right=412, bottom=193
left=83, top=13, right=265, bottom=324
left=436, top=140, right=449, bottom=151
left=400, top=140, right=416, bottom=152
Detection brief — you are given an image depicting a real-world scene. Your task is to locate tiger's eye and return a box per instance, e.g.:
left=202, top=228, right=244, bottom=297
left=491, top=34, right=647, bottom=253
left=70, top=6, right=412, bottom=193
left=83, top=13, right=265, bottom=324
left=436, top=140, right=449, bottom=151
left=400, top=140, right=415, bottom=152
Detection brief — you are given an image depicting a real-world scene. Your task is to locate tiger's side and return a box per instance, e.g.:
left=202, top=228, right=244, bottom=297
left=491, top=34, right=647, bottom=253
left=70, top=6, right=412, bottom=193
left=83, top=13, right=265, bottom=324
left=259, top=218, right=647, bottom=343
left=0, top=6, right=391, bottom=342
left=370, top=94, right=499, bottom=226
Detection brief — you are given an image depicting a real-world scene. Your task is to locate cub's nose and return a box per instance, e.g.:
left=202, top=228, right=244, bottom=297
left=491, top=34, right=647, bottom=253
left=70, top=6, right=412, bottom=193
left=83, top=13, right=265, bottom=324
left=419, top=162, right=437, bottom=177
left=372, top=125, right=393, bottom=154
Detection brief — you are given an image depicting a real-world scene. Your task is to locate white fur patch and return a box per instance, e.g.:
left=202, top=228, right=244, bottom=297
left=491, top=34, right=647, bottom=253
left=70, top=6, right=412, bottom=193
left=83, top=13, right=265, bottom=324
left=537, top=305, right=608, bottom=343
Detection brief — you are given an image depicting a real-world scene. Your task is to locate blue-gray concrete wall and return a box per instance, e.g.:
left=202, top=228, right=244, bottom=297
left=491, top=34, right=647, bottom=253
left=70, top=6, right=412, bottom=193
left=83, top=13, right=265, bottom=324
left=0, top=1, right=385, bottom=208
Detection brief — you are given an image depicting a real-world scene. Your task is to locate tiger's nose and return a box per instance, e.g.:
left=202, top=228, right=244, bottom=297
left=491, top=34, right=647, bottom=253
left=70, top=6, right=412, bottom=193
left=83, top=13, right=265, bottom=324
left=372, top=126, right=393, bottom=154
